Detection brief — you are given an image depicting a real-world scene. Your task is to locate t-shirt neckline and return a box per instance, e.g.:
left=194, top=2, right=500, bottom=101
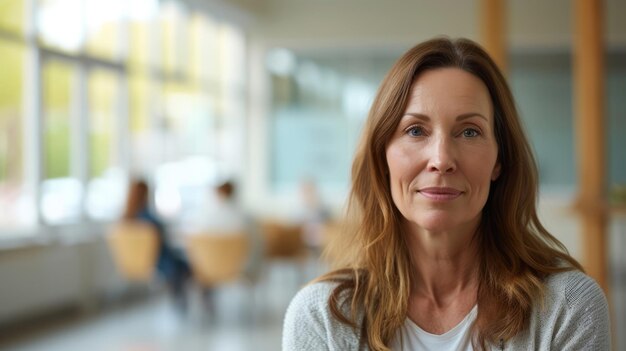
left=404, top=305, right=478, bottom=342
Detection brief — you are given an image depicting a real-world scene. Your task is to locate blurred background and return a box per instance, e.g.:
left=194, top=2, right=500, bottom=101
left=0, top=0, right=624, bottom=350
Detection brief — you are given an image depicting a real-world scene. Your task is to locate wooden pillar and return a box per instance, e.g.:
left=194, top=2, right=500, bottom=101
left=573, top=0, right=607, bottom=292
left=479, top=0, right=507, bottom=72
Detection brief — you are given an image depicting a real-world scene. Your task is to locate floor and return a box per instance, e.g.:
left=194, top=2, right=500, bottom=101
left=0, top=259, right=322, bottom=351
left=2, top=295, right=282, bottom=351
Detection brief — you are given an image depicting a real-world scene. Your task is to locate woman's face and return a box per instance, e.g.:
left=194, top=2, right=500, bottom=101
left=385, top=68, right=500, bottom=233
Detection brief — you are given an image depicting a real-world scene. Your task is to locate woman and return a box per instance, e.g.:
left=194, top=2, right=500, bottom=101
left=181, top=180, right=264, bottom=283
left=282, top=38, right=610, bottom=350
left=123, top=179, right=190, bottom=309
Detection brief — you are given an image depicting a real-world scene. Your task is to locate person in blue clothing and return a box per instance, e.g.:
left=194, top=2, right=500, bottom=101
left=122, top=179, right=190, bottom=310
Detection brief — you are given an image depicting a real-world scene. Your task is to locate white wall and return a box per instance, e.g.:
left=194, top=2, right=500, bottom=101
left=0, top=233, right=128, bottom=325
left=234, top=0, right=626, bottom=50
left=249, top=0, right=478, bottom=50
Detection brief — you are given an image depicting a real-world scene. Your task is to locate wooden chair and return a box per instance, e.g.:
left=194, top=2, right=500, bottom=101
left=186, top=233, right=249, bottom=287
left=259, top=221, right=309, bottom=293
left=260, top=221, right=305, bottom=260
left=185, top=233, right=252, bottom=321
left=107, top=220, right=159, bottom=282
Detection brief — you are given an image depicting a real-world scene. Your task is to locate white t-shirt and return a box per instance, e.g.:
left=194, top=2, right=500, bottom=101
left=390, top=305, right=477, bottom=351
left=181, top=199, right=247, bottom=235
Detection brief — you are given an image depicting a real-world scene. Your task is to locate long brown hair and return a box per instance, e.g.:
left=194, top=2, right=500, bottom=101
left=320, top=37, right=582, bottom=350
left=122, top=179, right=149, bottom=220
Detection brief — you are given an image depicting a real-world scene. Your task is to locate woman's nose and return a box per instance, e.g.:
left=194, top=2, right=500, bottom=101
left=426, top=138, right=457, bottom=174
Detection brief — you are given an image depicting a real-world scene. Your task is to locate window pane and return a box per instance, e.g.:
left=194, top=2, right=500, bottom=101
left=37, top=0, right=83, bottom=53
left=203, top=15, right=220, bottom=84
left=216, top=24, right=246, bottom=175
left=0, top=0, right=25, bottom=35
left=88, top=69, right=117, bottom=177
left=86, top=68, right=125, bottom=220
left=160, top=2, right=186, bottom=74
left=212, top=23, right=245, bottom=121
left=43, top=61, right=72, bottom=178
left=218, top=23, right=246, bottom=88
left=127, top=0, right=158, bottom=70
left=84, top=0, right=123, bottom=59
left=128, top=21, right=150, bottom=70
left=0, top=39, right=34, bottom=231
left=129, top=74, right=149, bottom=134
left=188, top=14, right=204, bottom=83
left=42, top=59, right=82, bottom=224
left=128, top=73, right=154, bottom=174
left=152, top=81, right=219, bottom=220
left=162, top=81, right=215, bottom=157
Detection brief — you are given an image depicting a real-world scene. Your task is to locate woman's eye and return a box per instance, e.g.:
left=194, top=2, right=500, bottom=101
left=462, top=128, right=480, bottom=137
left=407, top=126, right=424, bottom=137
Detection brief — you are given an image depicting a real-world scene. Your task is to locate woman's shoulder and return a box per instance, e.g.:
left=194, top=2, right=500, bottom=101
left=507, top=270, right=610, bottom=350
left=543, top=269, right=607, bottom=309
left=284, top=280, right=354, bottom=328
left=288, top=280, right=338, bottom=308
left=515, top=269, right=611, bottom=350
left=283, top=281, right=362, bottom=350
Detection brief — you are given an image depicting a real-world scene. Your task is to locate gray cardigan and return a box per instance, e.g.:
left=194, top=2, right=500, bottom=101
left=282, top=270, right=610, bottom=350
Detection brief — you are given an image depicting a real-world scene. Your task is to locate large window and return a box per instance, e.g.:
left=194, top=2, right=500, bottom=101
left=0, top=0, right=247, bottom=235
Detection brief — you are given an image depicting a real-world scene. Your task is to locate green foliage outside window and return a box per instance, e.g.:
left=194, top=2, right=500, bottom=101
left=89, top=70, right=116, bottom=177
left=0, top=0, right=24, bottom=35
left=0, top=39, right=24, bottom=183
left=43, top=61, right=72, bottom=179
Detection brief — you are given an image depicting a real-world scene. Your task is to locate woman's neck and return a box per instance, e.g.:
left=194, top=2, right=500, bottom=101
left=405, top=221, right=480, bottom=304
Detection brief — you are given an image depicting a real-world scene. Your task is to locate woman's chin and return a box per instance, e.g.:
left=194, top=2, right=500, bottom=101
left=403, top=213, right=482, bottom=236
left=419, top=222, right=457, bottom=233
left=404, top=216, right=458, bottom=233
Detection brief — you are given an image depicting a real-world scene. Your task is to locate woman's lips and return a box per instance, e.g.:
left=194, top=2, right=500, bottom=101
left=418, top=187, right=463, bottom=201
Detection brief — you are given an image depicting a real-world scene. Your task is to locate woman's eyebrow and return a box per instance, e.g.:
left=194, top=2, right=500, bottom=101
left=402, top=112, right=488, bottom=122
left=402, top=113, right=430, bottom=121
left=456, top=113, right=488, bottom=122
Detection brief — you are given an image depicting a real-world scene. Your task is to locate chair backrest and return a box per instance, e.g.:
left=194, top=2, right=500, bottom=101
left=186, top=233, right=249, bottom=287
left=318, top=219, right=344, bottom=263
left=107, top=220, right=159, bottom=282
left=260, top=221, right=305, bottom=259
left=321, top=219, right=344, bottom=247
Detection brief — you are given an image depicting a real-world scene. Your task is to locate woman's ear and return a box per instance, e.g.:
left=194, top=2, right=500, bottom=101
left=491, top=162, right=501, bottom=181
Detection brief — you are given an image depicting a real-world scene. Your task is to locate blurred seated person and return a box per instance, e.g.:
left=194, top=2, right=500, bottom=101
left=123, top=178, right=190, bottom=309
left=181, top=180, right=264, bottom=283
left=298, top=179, right=331, bottom=255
